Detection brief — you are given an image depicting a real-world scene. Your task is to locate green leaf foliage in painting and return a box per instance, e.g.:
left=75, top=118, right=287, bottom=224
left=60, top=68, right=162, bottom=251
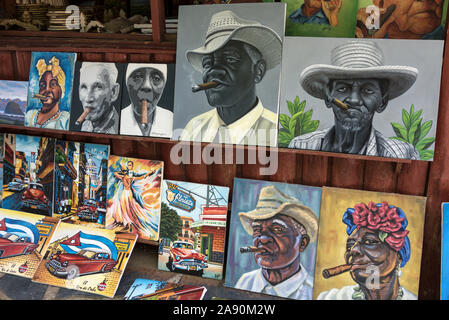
left=278, top=97, right=320, bottom=148
left=390, top=105, right=435, bottom=160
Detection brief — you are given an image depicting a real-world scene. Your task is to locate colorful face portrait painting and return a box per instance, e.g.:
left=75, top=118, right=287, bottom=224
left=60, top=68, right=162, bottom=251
left=172, top=3, right=286, bottom=147
left=120, top=63, right=175, bottom=139
left=280, top=37, right=444, bottom=161
left=0, top=80, right=28, bottom=126
left=124, top=278, right=207, bottom=300
left=25, top=52, right=77, bottom=131
left=32, top=222, right=137, bottom=298
left=106, top=156, right=163, bottom=241
left=224, top=178, right=322, bottom=300
left=314, top=187, right=426, bottom=300
left=441, top=202, right=449, bottom=300
left=355, top=0, right=448, bottom=40
left=53, top=140, right=110, bottom=228
left=70, top=62, right=125, bottom=135
left=284, top=0, right=358, bottom=37
left=2, top=134, right=55, bottom=216
left=158, top=180, right=230, bottom=280
left=0, top=208, right=59, bottom=278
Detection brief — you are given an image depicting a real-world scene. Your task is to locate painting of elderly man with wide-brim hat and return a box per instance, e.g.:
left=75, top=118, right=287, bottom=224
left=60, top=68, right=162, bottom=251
left=229, top=183, right=320, bottom=300
left=175, top=4, right=285, bottom=147
left=288, top=40, right=421, bottom=159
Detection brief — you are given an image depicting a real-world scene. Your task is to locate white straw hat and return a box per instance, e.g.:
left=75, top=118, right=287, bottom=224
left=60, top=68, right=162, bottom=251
left=300, top=41, right=418, bottom=100
left=186, top=10, right=282, bottom=72
left=239, top=185, right=319, bottom=243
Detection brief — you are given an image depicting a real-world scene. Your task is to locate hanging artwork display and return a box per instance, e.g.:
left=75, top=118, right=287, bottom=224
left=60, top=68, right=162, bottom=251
left=120, top=63, right=176, bottom=138
left=2, top=134, right=55, bottom=216
left=279, top=37, right=444, bottom=161
left=70, top=62, right=125, bottom=135
left=106, top=156, right=163, bottom=241
left=0, top=80, right=28, bottom=126
left=158, top=180, right=229, bottom=280
left=172, top=3, right=286, bottom=146
left=283, top=0, right=358, bottom=37
left=224, top=178, right=321, bottom=300
left=25, top=51, right=77, bottom=131
left=32, top=222, right=137, bottom=298
left=313, top=187, right=426, bottom=300
left=53, top=140, right=110, bottom=228
left=0, top=208, right=59, bottom=279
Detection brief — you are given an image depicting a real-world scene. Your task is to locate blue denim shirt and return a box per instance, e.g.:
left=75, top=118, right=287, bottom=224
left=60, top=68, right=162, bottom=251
left=289, top=5, right=330, bottom=25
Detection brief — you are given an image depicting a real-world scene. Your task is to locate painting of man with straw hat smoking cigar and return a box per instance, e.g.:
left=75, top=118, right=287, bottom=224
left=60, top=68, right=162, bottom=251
left=313, top=187, right=426, bottom=300
left=224, top=178, right=321, bottom=300
left=279, top=37, right=443, bottom=161
left=25, top=52, right=76, bottom=131
left=172, top=3, right=286, bottom=147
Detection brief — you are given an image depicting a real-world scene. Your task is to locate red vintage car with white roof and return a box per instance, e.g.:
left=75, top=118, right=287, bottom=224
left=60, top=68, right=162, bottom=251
left=0, top=233, right=39, bottom=259
left=167, top=241, right=208, bottom=275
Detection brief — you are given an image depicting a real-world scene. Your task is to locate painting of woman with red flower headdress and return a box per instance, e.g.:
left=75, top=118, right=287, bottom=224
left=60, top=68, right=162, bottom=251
left=313, top=187, right=426, bottom=300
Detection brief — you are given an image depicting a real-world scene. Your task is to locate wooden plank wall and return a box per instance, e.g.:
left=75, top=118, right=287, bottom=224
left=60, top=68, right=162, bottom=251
left=0, top=0, right=447, bottom=300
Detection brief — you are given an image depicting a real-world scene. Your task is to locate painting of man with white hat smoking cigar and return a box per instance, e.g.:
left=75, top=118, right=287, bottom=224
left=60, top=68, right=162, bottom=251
left=279, top=37, right=443, bottom=161
left=120, top=63, right=175, bottom=138
left=173, top=3, right=286, bottom=147
left=224, top=178, right=321, bottom=300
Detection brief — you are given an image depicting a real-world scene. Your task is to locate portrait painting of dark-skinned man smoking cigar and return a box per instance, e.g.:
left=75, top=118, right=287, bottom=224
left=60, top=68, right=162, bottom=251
left=69, top=62, right=125, bottom=135
left=172, top=3, right=286, bottom=147
left=313, top=187, right=426, bottom=300
left=224, top=178, right=321, bottom=300
left=25, top=52, right=77, bottom=131
left=119, top=63, right=176, bottom=139
left=279, top=37, right=444, bottom=161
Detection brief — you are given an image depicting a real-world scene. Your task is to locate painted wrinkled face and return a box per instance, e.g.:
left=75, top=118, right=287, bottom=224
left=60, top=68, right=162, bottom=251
left=251, top=214, right=302, bottom=270
left=127, top=67, right=165, bottom=116
left=39, top=71, right=62, bottom=111
left=79, top=67, right=114, bottom=122
left=328, top=78, right=385, bottom=132
left=201, top=40, right=256, bottom=107
left=345, top=228, right=399, bottom=284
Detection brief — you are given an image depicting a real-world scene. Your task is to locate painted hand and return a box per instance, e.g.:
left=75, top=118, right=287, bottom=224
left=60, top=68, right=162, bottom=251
left=321, top=0, right=342, bottom=27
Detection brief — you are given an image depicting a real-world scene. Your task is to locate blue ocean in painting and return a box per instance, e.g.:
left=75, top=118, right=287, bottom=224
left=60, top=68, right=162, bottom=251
left=224, top=178, right=322, bottom=299
left=441, top=203, right=449, bottom=299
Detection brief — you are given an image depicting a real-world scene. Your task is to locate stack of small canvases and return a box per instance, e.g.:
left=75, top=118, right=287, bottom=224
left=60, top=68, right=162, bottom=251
left=0, top=0, right=447, bottom=300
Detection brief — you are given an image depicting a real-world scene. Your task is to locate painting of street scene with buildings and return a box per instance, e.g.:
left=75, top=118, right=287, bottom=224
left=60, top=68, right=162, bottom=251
left=2, top=134, right=55, bottom=216
left=158, top=180, right=229, bottom=280
left=53, top=140, right=109, bottom=228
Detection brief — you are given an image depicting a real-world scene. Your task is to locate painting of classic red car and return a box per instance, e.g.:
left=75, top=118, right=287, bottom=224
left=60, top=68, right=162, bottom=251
left=45, top=250, right=117, bottom=280
left=167, top=241, right=208, bottom=276
left=0, top=233, right=39, bottom=259
left=77, top=199, right=99, bottom=222
left=21, top=183, right=50, bottom=214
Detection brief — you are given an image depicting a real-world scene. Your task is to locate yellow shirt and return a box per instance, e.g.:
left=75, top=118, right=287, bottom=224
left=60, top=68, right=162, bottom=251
left=179, top=99, right=277, bottom=146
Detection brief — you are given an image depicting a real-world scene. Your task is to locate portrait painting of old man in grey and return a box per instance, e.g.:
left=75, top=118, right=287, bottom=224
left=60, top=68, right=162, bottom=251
left=279, top=37, right=443, bottom=161
left=70, top=62, right=124, bottom=135
left=172, top=3, right=286, bottom=147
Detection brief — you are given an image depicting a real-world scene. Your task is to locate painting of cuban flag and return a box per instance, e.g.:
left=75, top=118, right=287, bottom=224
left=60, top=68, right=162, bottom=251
left=0, top=208, right=60, bottom=279
left=32, top=222, right=137, bottom=298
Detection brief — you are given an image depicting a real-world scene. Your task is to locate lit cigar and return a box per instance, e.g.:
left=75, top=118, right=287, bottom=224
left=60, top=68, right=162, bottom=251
left=240, top=246, right=265, bottom=254
left=192, top=81, right=219, bottom=93
left=331, top=98, right=349, bottom=110
left=33, top=93, right=48, bottom=99
left=75, top=107, right=91, bottom=125
left=322, top=264, right=352, bottom=279
left=141, top=100, right=148, bottom=127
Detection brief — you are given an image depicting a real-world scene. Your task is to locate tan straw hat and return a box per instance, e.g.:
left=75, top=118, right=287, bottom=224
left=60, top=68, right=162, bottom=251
left=186, top=10, right=282, bottom=72
left=239, top=185, right=319, bottom=242
left=300, top=40, right=418, bottom=101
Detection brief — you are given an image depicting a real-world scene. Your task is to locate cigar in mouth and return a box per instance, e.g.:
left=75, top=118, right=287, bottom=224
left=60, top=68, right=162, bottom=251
left=141, top=99, right=148, bottom=128
left=33, top=93, right=48, bottom=100
left=331, top=98, right=349, bottom=110
left=192, top=81, right=219, bottom=93
left=240, top=246, right=266, bottom=254
left=322, top=264, right=352, bottom=279
left=75, top=107, right=92, bottom=126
